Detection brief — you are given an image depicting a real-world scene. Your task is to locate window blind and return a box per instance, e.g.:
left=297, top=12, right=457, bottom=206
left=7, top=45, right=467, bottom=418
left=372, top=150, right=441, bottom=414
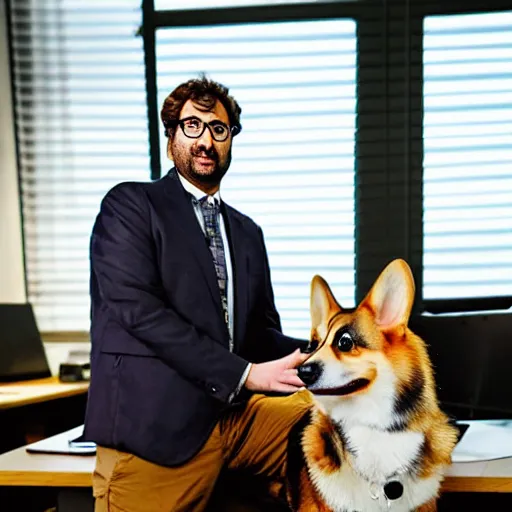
left=423, top=10, right=512, bottom=300
left=155, top=19, right=356, bottom=338
left=9, top=0, right=150, bottom=332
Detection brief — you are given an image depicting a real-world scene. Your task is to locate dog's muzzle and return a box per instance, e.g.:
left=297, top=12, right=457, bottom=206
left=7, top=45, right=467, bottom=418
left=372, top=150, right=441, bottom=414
left=298, top=362, right=322, bottom=386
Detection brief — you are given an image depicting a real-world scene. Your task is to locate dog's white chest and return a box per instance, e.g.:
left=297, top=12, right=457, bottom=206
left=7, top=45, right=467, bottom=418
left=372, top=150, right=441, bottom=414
left=348, top=425, right=423, bottom=481
left=309, top=427, right=442, bottom=512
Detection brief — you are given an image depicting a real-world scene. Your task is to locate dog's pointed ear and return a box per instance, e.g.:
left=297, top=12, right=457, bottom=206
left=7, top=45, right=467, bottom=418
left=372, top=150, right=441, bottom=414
left=362, top=259, right=415, bottom=330
left=310, top=275, right=341, bottom=342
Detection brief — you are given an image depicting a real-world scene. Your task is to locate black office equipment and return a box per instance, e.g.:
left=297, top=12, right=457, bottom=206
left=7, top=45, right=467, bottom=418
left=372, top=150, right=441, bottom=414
left=59, top=361, right=91, bottom=382
left=410, top=310, right=512, bottom=420
left=0, top=303, right=52, bottom=382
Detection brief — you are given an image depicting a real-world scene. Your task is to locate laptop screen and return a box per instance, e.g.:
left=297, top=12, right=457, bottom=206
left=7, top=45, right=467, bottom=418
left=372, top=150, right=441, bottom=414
left=0, top=303, right=51, bottom=382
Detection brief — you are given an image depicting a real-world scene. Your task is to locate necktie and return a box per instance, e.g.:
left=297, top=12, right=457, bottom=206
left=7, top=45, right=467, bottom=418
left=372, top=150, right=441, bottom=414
left=198, top=196, right=231, bottom=349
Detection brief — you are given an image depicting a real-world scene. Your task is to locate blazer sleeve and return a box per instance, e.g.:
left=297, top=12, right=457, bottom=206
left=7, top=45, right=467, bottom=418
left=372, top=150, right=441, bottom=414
left=90, top=183, right=248, bottom=404
left=255, top=226, right=310, bottom=360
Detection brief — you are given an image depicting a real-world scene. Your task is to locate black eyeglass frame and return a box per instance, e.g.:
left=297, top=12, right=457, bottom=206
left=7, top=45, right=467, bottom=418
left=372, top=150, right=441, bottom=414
left=163, top=116, right=242, bottom=140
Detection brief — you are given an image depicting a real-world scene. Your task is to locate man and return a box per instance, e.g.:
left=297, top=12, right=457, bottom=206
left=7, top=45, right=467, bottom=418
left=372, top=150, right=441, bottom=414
left=84, top=76, right=313, bottom=511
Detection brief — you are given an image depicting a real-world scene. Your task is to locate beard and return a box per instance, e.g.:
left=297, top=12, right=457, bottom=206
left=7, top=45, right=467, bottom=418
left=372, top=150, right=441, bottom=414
left=171, top=140, right=232, bottom=186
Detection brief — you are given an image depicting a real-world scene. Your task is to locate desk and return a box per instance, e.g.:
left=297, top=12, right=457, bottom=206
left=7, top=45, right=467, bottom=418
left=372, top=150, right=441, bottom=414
left=0, top=377, right=89, bottom=410
left=1, top=425, right=511, bottom=491
left=0, top=427, right=94, bottom=512
left=0, top=377, right=89, bottom=456
left=444, top=459, right=512, bottom=493
left=0, top=426, right=93, bottom=487
left=0, top=426, right=511, bottom=511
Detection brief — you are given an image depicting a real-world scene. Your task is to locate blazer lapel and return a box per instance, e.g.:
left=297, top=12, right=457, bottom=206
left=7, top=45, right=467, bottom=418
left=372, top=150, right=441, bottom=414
left=161, top=169, right=224, bottom=318
left=222, top=204, right=249, bottom=351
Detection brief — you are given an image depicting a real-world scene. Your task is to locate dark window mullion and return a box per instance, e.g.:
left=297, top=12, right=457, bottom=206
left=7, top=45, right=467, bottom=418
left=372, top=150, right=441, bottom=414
left=355, top=1, right=424, bottom=309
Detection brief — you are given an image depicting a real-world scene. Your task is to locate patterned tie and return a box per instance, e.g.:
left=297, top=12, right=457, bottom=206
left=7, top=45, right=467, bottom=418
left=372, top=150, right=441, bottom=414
left=198, top=196, right=231, bottom=349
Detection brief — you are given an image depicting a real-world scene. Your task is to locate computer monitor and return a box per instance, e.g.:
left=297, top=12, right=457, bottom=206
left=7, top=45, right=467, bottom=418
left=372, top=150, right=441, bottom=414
left=0, top=303, right=51, bottom=382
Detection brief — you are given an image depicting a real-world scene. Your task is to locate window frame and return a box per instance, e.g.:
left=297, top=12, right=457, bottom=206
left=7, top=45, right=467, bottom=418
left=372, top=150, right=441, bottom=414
left=141, top=0, right=512, bottom=314
left=7, top=0, right=512, bottom=339
left=416, top=0, right=512, bottom=312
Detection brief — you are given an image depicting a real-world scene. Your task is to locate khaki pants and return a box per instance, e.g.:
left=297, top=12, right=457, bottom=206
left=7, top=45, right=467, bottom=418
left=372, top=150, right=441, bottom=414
left=93, top=391, right=312, bottom=512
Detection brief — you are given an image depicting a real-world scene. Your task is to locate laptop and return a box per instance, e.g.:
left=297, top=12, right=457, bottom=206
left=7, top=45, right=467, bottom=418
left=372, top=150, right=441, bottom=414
left=0, top=303, right=52, bottom=382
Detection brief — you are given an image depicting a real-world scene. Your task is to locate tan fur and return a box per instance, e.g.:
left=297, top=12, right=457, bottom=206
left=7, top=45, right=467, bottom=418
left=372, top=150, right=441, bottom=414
left=296, top=468, right=333, bottom=512
left=287, top=259, right=458, bottom=512
left=302, top=409, right=345, bottom=475
left=416, top=498, right=438, bottom=512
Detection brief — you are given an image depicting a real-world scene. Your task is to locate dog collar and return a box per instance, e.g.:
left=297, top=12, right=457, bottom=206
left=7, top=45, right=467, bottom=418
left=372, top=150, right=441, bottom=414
left=369, top=479, right=404, bottom=509
left=384, top=480, right=404, bottom=500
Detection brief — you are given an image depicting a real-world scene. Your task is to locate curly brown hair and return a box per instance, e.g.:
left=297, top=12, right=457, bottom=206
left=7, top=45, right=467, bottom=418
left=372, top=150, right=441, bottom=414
left=160, top=74, right=242, bottom=139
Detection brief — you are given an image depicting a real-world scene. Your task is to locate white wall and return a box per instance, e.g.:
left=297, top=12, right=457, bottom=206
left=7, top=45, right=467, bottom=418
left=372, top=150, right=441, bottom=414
left=0, top=1, right=26, bottom=303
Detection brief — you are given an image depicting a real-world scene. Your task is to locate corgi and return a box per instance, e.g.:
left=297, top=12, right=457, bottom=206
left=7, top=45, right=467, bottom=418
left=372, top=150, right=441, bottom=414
left=286, top=259, right=458, bottom=512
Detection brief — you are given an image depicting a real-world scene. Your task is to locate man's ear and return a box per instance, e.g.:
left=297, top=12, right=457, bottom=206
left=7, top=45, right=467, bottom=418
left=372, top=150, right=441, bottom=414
left=360, top=259, right=415, bottom=331
left=310, top=275, right=341, bottom=343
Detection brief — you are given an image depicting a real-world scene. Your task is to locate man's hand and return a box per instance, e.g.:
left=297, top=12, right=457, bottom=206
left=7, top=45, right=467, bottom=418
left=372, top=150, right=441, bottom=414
left=245, top=349, right=311, bottom=393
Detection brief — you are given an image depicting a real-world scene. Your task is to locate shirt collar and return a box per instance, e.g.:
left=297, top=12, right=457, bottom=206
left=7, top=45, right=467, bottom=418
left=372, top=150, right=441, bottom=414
left=177, top=170, right=222, bottom=204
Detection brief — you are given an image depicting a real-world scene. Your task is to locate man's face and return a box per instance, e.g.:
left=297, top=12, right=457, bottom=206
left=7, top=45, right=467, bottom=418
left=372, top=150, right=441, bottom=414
left=168, top=99, right=232, bottom=190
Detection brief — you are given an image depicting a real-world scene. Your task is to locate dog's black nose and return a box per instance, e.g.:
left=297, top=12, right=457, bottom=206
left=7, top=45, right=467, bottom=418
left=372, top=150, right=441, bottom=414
left=298, top=362, right=322, bottom=386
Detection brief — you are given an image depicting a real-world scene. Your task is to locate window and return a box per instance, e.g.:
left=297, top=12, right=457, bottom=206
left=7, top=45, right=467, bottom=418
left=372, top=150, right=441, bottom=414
left=423, top=11, right=512, bottom=300
left=9, top=0, right=150, bottom=332
left=156, top=18, right=357, bottom=337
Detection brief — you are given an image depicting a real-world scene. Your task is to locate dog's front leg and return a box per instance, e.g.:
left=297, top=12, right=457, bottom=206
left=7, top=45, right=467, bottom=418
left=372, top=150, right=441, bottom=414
left=292, top=476, right=333, bottom=512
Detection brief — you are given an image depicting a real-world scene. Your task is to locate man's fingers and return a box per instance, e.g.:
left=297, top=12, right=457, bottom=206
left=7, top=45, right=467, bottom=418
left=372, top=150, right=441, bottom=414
left=296, top=350, right=312, bottom=365
left=282, top=349, right=312, bottom=369
left=279, top=373, right=306, bottom=388
left=273, top=383, right=304, bottom=393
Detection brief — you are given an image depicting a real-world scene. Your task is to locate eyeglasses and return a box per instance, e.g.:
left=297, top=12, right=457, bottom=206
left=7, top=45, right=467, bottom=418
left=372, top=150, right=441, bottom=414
left=164, top=116, right=241, bottom=142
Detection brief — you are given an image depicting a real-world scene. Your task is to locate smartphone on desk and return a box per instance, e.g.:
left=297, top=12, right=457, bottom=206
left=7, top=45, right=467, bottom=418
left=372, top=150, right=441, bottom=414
left=26, top=434, right=96, bottom=455
left=68, top=436, right=97, bottom=453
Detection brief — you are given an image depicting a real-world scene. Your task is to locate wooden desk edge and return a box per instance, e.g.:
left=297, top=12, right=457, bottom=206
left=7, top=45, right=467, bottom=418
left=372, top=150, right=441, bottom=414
left=0, top=470, right=93, bottom=487
left=1, top=471, right=511, bottom=492
left=0, top=389, right=88, bottom=410
left=443, top=476, right=512, bottom=493
left=0, top=377, right=89, bottom=410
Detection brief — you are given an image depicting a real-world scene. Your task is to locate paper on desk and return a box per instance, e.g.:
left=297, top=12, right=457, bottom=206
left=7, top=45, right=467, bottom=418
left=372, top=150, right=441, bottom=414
left=452, top=421, right=512, bottom=463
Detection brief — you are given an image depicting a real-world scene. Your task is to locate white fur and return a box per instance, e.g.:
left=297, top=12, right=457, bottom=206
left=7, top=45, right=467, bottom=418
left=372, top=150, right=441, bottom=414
left=307, top=418, right=442, bottom=511
left=311, top=353, right=401, bottom=430
left=309, top=460, right=443, bottom=512
left=305, top=354, right=443, bottom=511
left=346, top=425, right=424, bottom=482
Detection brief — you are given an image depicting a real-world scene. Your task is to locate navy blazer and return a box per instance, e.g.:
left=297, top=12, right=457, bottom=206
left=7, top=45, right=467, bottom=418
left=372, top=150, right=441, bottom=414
left=83, top=169, right=306, bottom=466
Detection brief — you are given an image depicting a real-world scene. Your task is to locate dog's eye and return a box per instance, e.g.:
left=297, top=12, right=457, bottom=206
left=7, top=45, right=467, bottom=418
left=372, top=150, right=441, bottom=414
left=336, top=332, right=353, bottom=352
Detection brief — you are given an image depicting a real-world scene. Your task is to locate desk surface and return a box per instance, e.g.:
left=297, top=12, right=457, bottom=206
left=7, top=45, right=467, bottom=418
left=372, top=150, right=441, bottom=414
left=0, top=376, right=89, bottom=410
left=444, top=459, right=512, bottom=492
left=0, top=426, right=93, bottom=487
left=0, top=425, right=512, bottom=492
